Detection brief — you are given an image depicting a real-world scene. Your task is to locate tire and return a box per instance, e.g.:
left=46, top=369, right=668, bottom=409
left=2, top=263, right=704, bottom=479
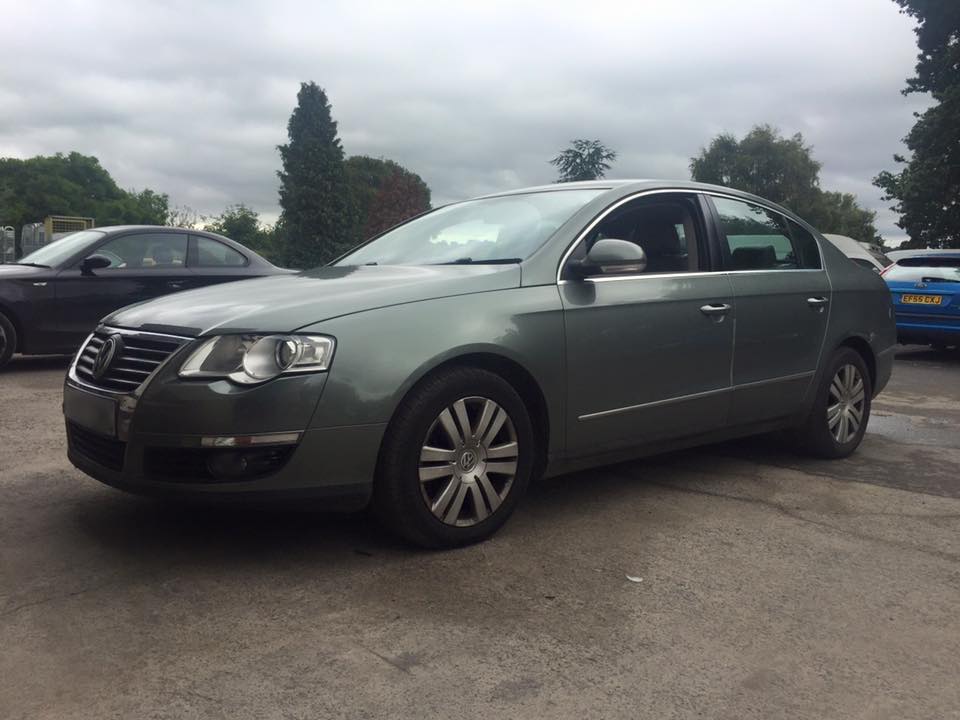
left=373, top=366, right=535, bottom=548
left=798, top=346, right=872, bottom=459
left=0, top=312, right=16, bottom=371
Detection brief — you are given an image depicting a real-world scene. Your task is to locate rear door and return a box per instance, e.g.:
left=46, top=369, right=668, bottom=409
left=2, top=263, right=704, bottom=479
left=55, top=231, right=192, bottom=340
left=706, top=195, right=830, bottom=426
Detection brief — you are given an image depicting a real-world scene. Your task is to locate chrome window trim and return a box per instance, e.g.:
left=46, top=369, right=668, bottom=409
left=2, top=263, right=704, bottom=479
left=555, top=188, right=826, bottom=283
left=68, top=326, right=194, bottom=397
left=556, top=267, right=826, bottom=285
left=578, top=370, right=815, bottom=421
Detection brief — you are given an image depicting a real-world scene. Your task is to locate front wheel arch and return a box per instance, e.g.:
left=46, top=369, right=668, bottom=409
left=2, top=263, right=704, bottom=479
left=0, top=304, right=23, bottom=353
left=384, top=351, right=551, bottom=481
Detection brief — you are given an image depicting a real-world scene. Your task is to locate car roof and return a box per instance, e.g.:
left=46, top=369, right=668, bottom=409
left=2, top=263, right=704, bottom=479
left=475, top=179, right=804, bottom=223
left=889, top=248, right=960, bottom=260
left=93, top=225, right=201, bottom=234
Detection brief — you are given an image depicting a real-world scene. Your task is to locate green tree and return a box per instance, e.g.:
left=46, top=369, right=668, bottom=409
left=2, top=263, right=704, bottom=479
left=0, top=152, right=169, bottom=245
left=165, top=205, right=206, bottom=229
left=550, top=139, right=617, bottom=182
left=691, top=125, right=881, bottom=243
left=345, top=156, right=431, bottom=244
left=204, top=203, right=279, bottom=260
left=276, top=82, right=354, bottom=268
left=873, top=1, right=960, bottom=248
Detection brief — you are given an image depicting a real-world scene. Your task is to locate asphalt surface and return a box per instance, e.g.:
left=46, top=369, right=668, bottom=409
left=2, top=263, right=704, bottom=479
left=1, top=348, right=959, bottom=719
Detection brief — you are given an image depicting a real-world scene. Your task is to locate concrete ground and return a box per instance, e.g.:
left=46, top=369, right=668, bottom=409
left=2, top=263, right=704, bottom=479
left=1, top=349, right=958, bottom=720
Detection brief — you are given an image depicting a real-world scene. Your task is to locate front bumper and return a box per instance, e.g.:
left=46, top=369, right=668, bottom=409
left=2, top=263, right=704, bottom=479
left=64, top=372, right=385, bottom=509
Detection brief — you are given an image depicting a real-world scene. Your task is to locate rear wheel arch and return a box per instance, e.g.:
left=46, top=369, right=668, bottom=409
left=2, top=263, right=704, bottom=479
left=836, top=336, right=876, bottom=393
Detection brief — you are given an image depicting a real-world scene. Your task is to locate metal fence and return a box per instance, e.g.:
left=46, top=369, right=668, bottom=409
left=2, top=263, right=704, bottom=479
left=20, top=223, right=47, bottom=258
left=1, top=226, right=14, bottom=263
left=0, top=216, right=95, bottom=262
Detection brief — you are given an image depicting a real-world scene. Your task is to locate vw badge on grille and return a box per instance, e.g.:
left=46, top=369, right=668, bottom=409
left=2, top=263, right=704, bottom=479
left=93, top=335, right=122, bottom=379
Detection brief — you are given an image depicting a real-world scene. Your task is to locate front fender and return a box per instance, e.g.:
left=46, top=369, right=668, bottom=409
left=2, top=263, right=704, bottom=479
left=303, top=286, right=565, bottom=456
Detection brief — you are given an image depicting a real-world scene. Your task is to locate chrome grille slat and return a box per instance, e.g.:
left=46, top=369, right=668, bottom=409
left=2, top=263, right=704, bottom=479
left=111, top=367, right=152, bottom=377
left=116, top=356, right=158, bottom=367
left=122, top=346, right=170, bottom=356
left=73, top=328, right=189, bottom=393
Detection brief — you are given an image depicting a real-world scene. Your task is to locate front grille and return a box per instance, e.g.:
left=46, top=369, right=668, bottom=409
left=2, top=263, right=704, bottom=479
left=67, top=422, right=127, bottom=471
left=75, top=329, right=187, bottom=393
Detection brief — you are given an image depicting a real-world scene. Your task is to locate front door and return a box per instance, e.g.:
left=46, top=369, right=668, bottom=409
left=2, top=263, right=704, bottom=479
left=560, top=192, right=736, bottom=456
left=54, top=231, right=192, bottom=344
left=707, top=195, right=830, bottom=425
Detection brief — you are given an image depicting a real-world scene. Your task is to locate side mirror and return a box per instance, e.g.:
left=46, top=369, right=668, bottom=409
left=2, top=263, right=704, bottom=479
left=570, top=239, right=647, bottom=278
left=81, top=255, right=112, bottom=275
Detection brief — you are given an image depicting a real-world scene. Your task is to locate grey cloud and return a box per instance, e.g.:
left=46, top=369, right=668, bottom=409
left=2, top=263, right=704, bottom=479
left=1, top=0, right=924, bottom=241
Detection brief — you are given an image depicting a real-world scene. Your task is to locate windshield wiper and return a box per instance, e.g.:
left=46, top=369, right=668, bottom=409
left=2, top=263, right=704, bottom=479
left=14, top=262, right=51, bottom=268
left=435, top=257, right=522, bottom=265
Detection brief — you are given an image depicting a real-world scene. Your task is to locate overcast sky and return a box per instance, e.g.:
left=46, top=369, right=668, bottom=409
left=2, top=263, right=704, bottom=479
left=1, top=0, right=929, bottom=244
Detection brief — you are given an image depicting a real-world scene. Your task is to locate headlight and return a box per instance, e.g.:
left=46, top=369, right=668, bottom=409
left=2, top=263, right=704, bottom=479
left=179, top=334, right=335, bottom=385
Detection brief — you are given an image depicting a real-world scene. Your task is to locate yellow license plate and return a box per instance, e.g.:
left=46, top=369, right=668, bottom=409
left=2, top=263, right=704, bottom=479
left=901, top=294, right=942, bottom=305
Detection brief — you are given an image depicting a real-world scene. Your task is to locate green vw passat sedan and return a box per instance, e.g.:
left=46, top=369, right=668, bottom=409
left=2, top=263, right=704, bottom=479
left=64, top=181, right=896, bottom=547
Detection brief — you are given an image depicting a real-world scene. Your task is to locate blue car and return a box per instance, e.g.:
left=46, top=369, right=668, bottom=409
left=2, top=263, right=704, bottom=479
left=883, top=251, right=960, bottom=348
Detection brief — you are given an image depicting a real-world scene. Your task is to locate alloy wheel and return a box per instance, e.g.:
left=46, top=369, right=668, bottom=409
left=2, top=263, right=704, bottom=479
left=0, top=325, right=6, bottom=356
left=418, top=396, right=519, bottom=527
left=827, top=363, right=866, bottom=444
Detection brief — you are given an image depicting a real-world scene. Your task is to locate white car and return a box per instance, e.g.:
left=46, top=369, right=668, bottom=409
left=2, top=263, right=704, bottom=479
left=822, top=234, right=891, bottom=273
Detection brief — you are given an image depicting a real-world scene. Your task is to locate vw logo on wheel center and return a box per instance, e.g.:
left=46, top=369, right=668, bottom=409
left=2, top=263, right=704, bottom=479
left=459, top=449, right=478, bottom=472
left=92, top=335, right=122, bottom=379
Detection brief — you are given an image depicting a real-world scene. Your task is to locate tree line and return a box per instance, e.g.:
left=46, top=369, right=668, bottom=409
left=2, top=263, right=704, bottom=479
left=2, top=0, right=955, bottom=263
left=0, top=84, right=432, bottom=267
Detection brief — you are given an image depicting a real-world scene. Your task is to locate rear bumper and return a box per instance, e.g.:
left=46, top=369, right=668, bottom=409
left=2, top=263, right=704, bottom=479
left=874, top=344, right=895, bottom=396
left=896, top=319, right=960, bottom=346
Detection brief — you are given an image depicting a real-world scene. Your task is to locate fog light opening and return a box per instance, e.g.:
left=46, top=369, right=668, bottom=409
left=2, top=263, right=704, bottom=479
left=204, top=446, right=296, bottom=480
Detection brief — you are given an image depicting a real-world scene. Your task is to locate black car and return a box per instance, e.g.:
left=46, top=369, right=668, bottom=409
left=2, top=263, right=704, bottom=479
left=0, top=226, right=287, bottom=369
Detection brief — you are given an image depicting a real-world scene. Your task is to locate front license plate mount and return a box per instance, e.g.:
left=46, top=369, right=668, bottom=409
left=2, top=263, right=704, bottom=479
left=64, top=384, right=118, bottom=438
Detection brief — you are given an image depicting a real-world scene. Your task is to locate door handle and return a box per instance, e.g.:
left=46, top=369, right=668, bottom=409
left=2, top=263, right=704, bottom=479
left=167, top=281, right=185, bottom=290
left=700, top=303, right=732, bottom=316
left=807, top=296, right=829, bottom=308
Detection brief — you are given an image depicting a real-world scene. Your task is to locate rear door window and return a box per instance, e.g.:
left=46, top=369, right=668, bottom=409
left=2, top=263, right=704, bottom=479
left=712, top=197, right=820, bottom=270
left=190, top=236, right=248, bottom=267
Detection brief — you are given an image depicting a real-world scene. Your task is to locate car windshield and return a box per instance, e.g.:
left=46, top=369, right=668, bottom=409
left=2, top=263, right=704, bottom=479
left=336, top=189, right=604, bottom=266
left=886, top=257, right=960, bottom=284
left=17, top=230, right=106, bottom=268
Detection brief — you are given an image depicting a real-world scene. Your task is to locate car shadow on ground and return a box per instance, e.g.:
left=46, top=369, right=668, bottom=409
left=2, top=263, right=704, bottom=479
left=71, top=438, right=771, bottom=570
left=896, top=344, right=960, bottom=364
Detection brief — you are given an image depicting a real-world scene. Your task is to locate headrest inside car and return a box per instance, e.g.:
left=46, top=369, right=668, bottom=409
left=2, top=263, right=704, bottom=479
left=732, top=245, right=776, bottom=270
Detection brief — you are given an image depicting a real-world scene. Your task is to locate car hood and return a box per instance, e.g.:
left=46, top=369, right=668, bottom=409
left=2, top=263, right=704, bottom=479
left=105, top=264, right=523, bottom=336
left=0, top=264, right=48, bottom=279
